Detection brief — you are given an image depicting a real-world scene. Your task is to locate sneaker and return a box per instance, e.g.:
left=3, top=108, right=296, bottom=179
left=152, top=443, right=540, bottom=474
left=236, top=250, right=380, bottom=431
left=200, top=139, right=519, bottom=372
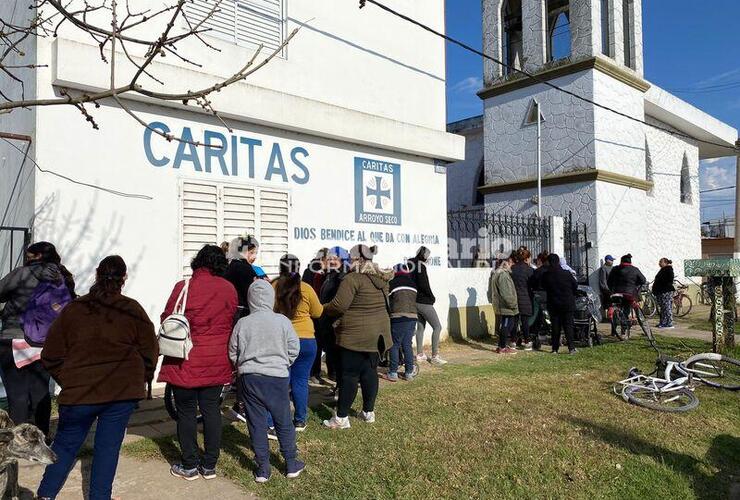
left=286, top=460, right=306, bottom=479
left=228, top=401, right=247, bottom=423
left=170, top=464, right=199, bottom=481
left=267, top=427, right=278, bottom=441
left=294, top=422, right=307, bottom=432
left=382, top=372, right=399, bottom=382
left=323, top=415, right=351, bottom=430
left=308, top=376, right=322, bottom=386
left=359, top=411, right=375, bottom=423
left=507, top=342, right=517, bottom=349
left=254, top=467, right=271, bottom=484
left=569, top=349, right=578, bottom=355
left=429, top=355, right=448, bottom=366
left=523, top=342, right=533, bottom=351
left=403, top=372, right=415, bottom=382
left=662, top=325, right=675, bottom=329
left=551, top=350, right=559, bottom=354
left=416, top=352, right=428, bottom=362
left=198, top=465, right=216, bottom=480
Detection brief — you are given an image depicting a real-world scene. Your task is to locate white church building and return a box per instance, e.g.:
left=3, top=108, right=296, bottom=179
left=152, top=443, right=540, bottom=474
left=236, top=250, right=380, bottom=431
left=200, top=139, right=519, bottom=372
left=447, top=0, right=738, bottom=283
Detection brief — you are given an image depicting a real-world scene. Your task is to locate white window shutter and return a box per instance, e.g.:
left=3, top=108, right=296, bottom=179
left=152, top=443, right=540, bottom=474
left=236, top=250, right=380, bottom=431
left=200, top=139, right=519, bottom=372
left=186, top=0, right=285, bottom=53
left=180, top=180, right=289, bottom=279
left=257, top=188, right=290, bottom=276
left=223, top=184, right=257, bottom=244
left=181, top=181, right=219, bottom=277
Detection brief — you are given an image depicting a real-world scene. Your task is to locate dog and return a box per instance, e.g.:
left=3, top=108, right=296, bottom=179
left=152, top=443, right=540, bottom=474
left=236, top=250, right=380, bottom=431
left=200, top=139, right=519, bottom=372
left=0, top=410, right=57, bottom=500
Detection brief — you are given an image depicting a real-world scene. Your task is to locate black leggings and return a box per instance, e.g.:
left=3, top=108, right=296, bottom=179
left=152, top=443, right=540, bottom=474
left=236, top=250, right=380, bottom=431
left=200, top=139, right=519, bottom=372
left=0, top=341, right=51, bottom=436
left=550, top=309, right=575, bottom=352
left=171, top=385, right=224, bottom=470
left=336, top=347, right=379, bottom=418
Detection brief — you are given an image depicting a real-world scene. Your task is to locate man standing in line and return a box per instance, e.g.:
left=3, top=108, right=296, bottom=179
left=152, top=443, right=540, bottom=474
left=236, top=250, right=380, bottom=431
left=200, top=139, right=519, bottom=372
left=598, top=255, right=614, bottom=318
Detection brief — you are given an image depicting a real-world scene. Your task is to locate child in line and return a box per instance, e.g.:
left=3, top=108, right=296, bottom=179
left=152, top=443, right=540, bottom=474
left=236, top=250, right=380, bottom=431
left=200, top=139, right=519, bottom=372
left=229, top=280, right=304, bottom=483
left=384, top=263, right=418, bottom=382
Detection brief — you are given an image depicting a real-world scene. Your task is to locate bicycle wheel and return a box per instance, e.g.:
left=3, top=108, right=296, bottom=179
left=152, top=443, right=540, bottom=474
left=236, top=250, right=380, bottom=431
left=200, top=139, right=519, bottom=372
left=164, top=384, right=179, bottom=421
left=611, top=309, right=624, bottom=341
left=685, top=353, right=740, bottom=391
left=623, top=384, right=699, bottom=413
left=675, top=293, right=692, bottom=318
left=641, top=294, right=657, bottom=318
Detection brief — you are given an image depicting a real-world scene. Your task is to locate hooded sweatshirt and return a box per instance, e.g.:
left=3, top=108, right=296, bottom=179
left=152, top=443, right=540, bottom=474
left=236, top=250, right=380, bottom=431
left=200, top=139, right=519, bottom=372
left=408, top=246, right=435, bottom=305
left=0, top=262, right=64, bottom=340
left=229, top=280, right=300, bottom=378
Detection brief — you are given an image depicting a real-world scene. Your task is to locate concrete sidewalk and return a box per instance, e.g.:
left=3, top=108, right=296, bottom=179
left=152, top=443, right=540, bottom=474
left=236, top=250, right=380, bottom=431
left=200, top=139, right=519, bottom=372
left=17, top=456, right=254, bottom=500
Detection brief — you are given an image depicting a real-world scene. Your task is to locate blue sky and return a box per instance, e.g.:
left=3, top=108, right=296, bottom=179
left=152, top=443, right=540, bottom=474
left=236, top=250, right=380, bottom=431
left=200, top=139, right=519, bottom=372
left=445, top=0, right=740, bottom=222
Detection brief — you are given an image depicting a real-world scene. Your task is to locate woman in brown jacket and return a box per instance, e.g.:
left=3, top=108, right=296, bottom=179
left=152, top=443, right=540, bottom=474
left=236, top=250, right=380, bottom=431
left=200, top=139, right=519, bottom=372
left=38, top=256, right=158, bottom=500
left=322, top=245, right=392, bottom=430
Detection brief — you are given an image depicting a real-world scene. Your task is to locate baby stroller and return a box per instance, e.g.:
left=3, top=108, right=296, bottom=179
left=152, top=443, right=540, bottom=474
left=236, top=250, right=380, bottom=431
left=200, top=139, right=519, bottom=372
left=573, top=285, right=602, bottom=347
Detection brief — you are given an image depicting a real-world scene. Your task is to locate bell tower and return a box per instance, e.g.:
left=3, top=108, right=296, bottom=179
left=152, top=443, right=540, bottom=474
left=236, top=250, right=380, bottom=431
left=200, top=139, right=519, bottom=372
left=483, top=0, right=643, bottom=86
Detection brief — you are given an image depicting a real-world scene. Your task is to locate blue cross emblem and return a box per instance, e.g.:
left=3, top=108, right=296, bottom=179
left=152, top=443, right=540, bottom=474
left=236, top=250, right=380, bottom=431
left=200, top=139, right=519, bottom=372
left=366, top=176, right=391, bottom=210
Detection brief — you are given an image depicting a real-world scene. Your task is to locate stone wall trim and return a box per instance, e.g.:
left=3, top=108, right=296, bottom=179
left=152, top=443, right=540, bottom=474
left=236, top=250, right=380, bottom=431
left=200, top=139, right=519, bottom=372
left=477, top=56, right=651, bottom=99
left=479, top=169, right=653, bottom=193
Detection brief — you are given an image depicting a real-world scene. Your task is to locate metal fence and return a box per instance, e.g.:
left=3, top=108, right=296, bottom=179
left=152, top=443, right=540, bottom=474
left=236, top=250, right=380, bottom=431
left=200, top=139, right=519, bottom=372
left=447, top=208, right=551, bottom=268
left=0, top=226, right=30, bottom=275
left=564, top=211, right=591, bottom=282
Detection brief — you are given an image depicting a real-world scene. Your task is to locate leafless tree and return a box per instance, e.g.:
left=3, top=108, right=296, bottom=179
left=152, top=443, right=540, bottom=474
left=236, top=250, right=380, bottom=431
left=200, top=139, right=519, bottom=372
left=0, top=0, right=300, bottom=144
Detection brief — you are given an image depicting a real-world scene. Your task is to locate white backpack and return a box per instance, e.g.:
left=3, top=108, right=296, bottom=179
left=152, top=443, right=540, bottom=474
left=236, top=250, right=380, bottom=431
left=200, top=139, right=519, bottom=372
left=158, top=279, right=193, bottom=360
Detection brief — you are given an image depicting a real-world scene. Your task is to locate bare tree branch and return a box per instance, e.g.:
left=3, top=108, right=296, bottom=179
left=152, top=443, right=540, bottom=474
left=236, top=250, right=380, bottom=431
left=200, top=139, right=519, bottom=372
left=1, top=0, right=302, bottom=144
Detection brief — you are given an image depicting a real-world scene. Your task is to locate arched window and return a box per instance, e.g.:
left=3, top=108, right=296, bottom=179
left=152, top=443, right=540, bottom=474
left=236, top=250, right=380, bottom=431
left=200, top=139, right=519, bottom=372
left=474, top=158, right=486, bottom=205
left=502, top=0, right=523, bottom=76
left=622, top=0, right=634, bottom=68
left=601, top=0, right=611, bottom=57
left=680, top=153, right=691, bottom=204
left=645, top=139, right=654, bottom=197
left=547, top=0, right=571, bottom=62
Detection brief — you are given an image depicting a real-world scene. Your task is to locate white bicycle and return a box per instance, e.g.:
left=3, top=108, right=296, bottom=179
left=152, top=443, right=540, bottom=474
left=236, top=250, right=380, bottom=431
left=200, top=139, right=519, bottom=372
left=613, top=323, right=740, bottom=412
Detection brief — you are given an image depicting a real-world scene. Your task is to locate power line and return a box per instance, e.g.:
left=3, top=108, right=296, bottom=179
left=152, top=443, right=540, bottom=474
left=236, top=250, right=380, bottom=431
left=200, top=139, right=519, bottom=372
left=700, top=185, right=735, bottom=194
left=359, top=0, right=740, bottom=154
left=1, top=137, right=153, bottom=200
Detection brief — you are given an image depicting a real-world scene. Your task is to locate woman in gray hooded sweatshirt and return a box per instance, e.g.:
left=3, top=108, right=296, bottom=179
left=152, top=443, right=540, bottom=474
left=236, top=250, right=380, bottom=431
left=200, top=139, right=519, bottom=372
left=229, top=279, right=303, bottom=483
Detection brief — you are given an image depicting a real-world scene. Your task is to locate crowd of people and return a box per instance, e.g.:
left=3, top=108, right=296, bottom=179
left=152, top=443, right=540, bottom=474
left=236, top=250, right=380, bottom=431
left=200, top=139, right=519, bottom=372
left=0, top=238, right=448, bottom=495
left=491, top=248, right=679, bottom=355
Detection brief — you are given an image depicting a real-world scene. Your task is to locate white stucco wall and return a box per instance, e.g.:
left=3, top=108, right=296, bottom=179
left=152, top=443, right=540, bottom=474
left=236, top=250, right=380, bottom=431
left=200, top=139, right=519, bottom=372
left=446, top=122, right=484, bottom=210
left=30, top=99, right=449, bottom=321
left=48, top=0, right=447, bottom=132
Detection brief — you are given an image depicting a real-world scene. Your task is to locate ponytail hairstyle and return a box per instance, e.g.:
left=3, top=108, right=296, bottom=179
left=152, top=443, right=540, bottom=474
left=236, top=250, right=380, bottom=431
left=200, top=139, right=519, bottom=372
left=274, top=254, right=302, bottom=319
left=659, top=257, right=673, bottom=266
left=90, top=255, right=127, bottom=298
left=25, top=241, right=76, bottom=296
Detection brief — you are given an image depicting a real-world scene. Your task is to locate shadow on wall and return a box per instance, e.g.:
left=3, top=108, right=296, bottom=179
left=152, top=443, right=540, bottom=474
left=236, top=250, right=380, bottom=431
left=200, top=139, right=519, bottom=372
left=448, top=287, right=494, bottom=341
left=28, top=192, right=145, bottom=295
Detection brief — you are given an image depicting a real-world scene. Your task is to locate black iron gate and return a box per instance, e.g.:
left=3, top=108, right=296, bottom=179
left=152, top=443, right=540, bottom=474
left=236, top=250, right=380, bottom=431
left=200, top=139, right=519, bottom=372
left=564, top=211, right=590, bottom=282
left=0, top=226, right=30, bottom=275
left=447, top=209, right=551, bottom=267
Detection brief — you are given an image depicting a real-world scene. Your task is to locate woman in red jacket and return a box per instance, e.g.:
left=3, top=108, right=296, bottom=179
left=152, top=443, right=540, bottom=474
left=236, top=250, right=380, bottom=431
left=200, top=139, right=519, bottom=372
left=158, top=245, right=238, bottom=481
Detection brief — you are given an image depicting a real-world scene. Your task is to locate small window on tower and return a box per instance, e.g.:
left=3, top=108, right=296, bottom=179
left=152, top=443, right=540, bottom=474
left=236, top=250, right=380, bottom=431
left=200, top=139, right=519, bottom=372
left=680, top=153, right=691, bottom=204
left=475, top=159, right=485, bottom=205
left=546, top=0, right=571, bottom=62
left=623, top=0, right=634, bottom=69
left=601, top=0, right=611, bottom=57
left=502, top=0, right=523, bottom=76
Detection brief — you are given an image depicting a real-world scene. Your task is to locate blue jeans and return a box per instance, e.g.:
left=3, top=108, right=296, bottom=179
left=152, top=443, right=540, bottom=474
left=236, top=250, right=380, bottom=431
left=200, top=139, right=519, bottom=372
left=241, top=374, right=297, bottom=477
left=390, top=318, right=416, bottom=374
left=38, top=400, right=136, bottom=500
left=268, top=338, right=316, bottom=427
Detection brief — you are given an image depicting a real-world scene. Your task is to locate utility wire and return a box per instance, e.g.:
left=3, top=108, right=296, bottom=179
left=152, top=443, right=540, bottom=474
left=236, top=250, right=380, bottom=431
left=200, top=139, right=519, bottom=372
left=1, top=137, right=153, bottom=200
left=700, top=185, right=735, bottom=193
left=359, top=0, right=740, bottom=154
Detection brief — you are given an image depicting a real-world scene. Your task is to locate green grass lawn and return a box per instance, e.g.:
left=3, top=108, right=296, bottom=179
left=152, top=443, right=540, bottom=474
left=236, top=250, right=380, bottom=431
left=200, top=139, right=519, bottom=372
left=124, top=337, right=740, bottom=500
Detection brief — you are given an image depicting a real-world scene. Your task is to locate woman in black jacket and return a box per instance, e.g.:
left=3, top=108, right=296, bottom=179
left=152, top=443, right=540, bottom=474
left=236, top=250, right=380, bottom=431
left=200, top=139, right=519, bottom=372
left=408, top=247, right=446, bottom=365
left=511, top=248, right=535, bottom=350
left=652, top=258, right=675, bottom=329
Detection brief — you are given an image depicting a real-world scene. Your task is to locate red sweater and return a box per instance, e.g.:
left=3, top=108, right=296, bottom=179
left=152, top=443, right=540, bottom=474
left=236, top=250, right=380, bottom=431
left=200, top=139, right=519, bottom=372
left=158, top=269, right=238, bottom=388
